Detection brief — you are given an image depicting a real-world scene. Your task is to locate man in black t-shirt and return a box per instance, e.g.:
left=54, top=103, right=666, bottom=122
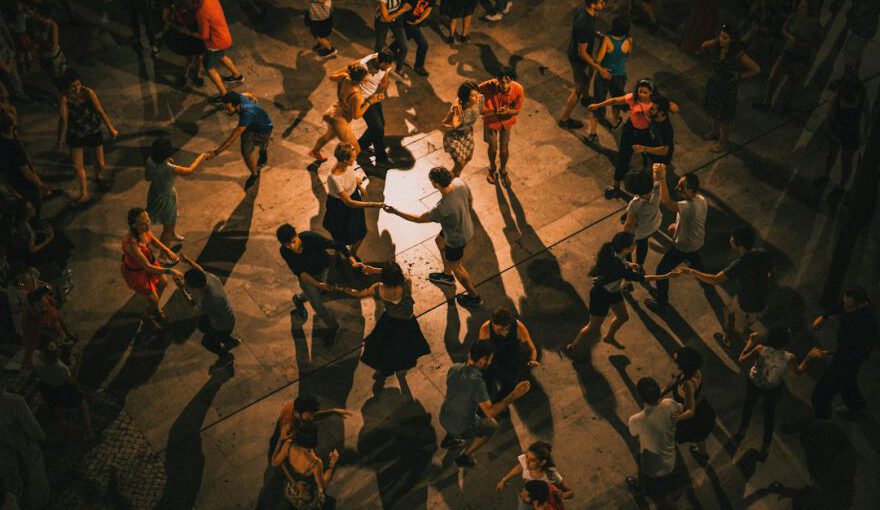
left=276, top=224, right=363, bottom=334
left=687, top=227, right=774, bottom=348
left=635, top=95, right=675, bottom=166
left=558, top=0, right=607, bottom=130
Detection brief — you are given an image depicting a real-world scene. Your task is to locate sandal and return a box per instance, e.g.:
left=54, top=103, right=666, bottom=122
left=486, top=171, right=497, bottom=184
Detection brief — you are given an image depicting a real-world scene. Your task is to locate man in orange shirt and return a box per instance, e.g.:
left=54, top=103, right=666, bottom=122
left=478, top=67, right=524, bottom=186
left=194, top=0, right=245, bottom=104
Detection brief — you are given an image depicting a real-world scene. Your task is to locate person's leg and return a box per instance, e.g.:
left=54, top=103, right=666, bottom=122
left=822, top=140, right=841, bottom=180
left=311, top=121, right=337, bottom=156
left=70, top=147, right=88, bottom=201
left=299, top=272, right=338, bottom=329
left=719, top=300, right=737, bottom=348
left=451, top=159, right=465, bottom=177
left=654, top=248, right=687, bottom=308
left=390, top=23, right=409, bottom=70
left=485, top=126, right=499, bottom=174
left=613, top=124, right=636, bottom=190
left=160, top=224, right=173, bottom=247
left=839, top=147, right=856, bottom=190
left=371, top=103, right=388, bottom=161
left=602, top=300, right=629, bottom=344
left=736, top=378, right=761, bottom=437
left=761, top=385, right=782, bottom=449
left=716, top=121, right=731, bottom=151
left=206, top=66, right=227, bottom=97
left=241, top=134, right=259, bottom=177
left=375, top=19, right=389, bottom=53
left=94, top=144, right=107, bottom=183
left=569, top=313, right=607, bottom=351
left=498, top=126, right=510, bottom=175
left=358, top=103, right=382, bottom=156
left=810, top=367, right=838, bottom=419
left=450, top=259, right=479, bottom=297
left=408, top=25, right=429, bottom=70
left=220, top=55, right=243, bottom=78
left=635, top=237, right=649, bottom=268
left=448, top=18, right=458, bottom=39
left=839, top=362, right=867, bottom=412
left=462, top=15, right=473, bottom=36
left=462, top=418, right=498, bottom=456
left=760, top=58, right=784, bottom=106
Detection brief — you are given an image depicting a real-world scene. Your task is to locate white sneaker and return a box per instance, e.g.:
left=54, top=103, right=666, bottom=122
left=503, top=1, right=513, bottom=14
left=482, top=13, right=503, bottom=22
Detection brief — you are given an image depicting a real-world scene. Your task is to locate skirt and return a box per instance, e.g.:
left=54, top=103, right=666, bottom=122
left=443, top=127, right=475, bottom=163
left=146, top=189, right=178, bottom=226
left=361, top=314, right=431, bottom=373
left=675, top=398, right=716, bottom=443
left=322, top=189, right=367, bottom=246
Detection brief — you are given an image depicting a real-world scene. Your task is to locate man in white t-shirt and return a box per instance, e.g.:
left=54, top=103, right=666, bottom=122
left=628, top=377, right=685, bottom=508
left=646, top=163, right=708, bottom=314
left=356, top=49, right=398, bottom=169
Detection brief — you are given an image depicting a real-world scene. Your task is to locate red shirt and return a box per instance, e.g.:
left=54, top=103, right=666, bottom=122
left=196, top=0, right=233, bottom=51
left=479, top=79, right=525, bottom=130
left=624, top=93, right=652, bottom=130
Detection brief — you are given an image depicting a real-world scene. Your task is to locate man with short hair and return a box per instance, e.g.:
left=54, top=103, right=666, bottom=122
left=384, top=166, right=482, bottom=308
left=439, top=341, right=530, bottom=467
left=357, top=49, right=397, bottom=168
left=374, top=0, right=413, bottom=75
left=399, top=0, right=434, bottom=77
left=479, top=66, right=524, bottom=185
left=627, top=377, right=685, bottom=509
left=558, top=0, right=606, bottom=130
left=195, top=0, right=245, bottom=104
left=208, top=91, right=273, bottom=189
left=645, top=164, right=707, bottom=314
left=520, top=479, right=559, bottom=509
left=635, top=95, right=675, bottom=167
left=685, top=226, right=774, bottom=348
left=181, top=254, right=241, bottom=372
left=276, top=224, right=362, bottom=335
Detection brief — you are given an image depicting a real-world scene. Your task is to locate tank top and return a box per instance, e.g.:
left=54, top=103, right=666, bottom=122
left=67, top=95, right=102, bottom=137
left=489, top=319, right=520, bottom=366
left=602, top=37, right=628, bottom=77
left=376, top=282, right=414, bottom=319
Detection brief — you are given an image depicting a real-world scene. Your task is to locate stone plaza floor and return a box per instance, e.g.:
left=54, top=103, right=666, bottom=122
left=3, top=0, right=880, bottom=509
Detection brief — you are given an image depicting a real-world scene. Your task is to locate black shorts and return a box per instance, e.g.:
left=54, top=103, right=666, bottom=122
left=444, top=243, right=466, bottom=262
left=642, top=465, right=687, bottom=502
left=67, top=131, right=103, bottom=148
left=589, top=286, right=623, bottom=317
left=308, top=15, right=334, bottom=39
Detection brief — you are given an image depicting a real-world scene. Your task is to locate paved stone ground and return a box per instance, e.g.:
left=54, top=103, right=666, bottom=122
left=3, top=0, right=880, bottom=509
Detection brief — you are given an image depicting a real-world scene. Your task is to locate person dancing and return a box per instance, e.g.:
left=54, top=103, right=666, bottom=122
left=309, top=63, right=375, bottom=162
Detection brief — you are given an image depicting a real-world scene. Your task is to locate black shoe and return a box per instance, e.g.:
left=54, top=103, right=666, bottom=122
left=441, top=435, right=466, bottom=449
left=209, top=95, right=226, bottom=105
left=222, top=74, right=244, bottom=83
left=558, top=118, right=584, bottom=129
left=644, top=298, right=668, bottom=315
left=257, top=150, right=268, bottom=168
left=604, top=185, right=619, bottom=200
left=454, top=453, right=476, bottom=467
left=316, top=46, right=338, bottom=58
left=414, top=66, right=429, bottom=77
left=373, top=158, right=398, bottom=169
left=455, top=294, right=483, bottom=308
left=428, top=272, right=455, bottom=286
left=445, top=34, right=455, bottom=44
left=586, top=133, right=599, bottom=144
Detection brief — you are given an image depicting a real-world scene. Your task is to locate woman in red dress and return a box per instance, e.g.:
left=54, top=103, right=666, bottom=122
left=121, top=207, right=182, bottom=328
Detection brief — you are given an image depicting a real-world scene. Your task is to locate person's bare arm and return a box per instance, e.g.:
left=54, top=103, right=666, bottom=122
left=378, top=1, right=411, bottom=22
left=335, top=187, right=383, bottom=209
left=792, top=347, right=825, bottom=375
left=383, top=205, right=433, bottom=223
left=517, top=322, right=539, bottom=366
left=595, top=37, right=610, bottom=66
left=654, top=164, right=679, bottom=213
left=211, top=126, right=246, bottom=156
left=673, top=380, right=697, bottom=421
left=686, top=268, right=727, bottom=286
left=738, top=334, right=762, bottom=364
left=351, top=92, right=374, bottom=119
left=336, top=282, right=380, bottom=299
left=496, top=463, right=524, bottom=492
left=700, top=38, right=718, bottom=52
left=86, top=87, right=118, bottom=137
left=588, top=95, right=628, bottom=110
left=270, top=439, right=290, bottom=467
left=299, top=271, right=329, bottom=291
left=57, top=95, right=69, bottom=148
left=328, top=67, right=349, bottom=82
left=168, top=153, right=210, bottom=175
left=738, top=52, right=761, bottom=80
left=321, top=450, right=339, bottom=486
left=126, top=240, right=176, bottom=275
left=478, top=381, right=531, bottom=419
left=408, top=6, right=432, bottom=24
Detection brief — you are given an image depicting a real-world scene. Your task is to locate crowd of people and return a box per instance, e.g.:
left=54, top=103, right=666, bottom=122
left=0, top=1, right=878, bottom=509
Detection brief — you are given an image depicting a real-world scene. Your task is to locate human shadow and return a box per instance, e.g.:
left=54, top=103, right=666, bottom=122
left=155, top=368, right=233, bottom=508
left=355, top=387, right=437, bottom=510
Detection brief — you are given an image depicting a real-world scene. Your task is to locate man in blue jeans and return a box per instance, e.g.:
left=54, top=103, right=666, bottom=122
left=209, top=91, right=273, bottom=189
left=375, top=0, right=431, bottom=77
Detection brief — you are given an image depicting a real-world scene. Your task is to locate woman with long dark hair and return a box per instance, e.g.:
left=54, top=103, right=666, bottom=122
left=121, top=207, right=182, bottom=328
left=441, top=81, right=483, bottom=177
left=335, top=261, right=430, bottom=385
left=321, top=142, right=383, bottom=259
left=566, top=231, right=680, bottom=355
left=700, top=24, right=760, bottom=152
left=663, top=346, right=716, bottom=460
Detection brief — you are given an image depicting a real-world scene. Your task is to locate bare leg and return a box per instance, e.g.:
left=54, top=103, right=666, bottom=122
left=559, top=89, right=580, bottom=122
left=462, top=16, right=472, bottom=36
left=568, top=314, right=607, bottom=352
left=449, top=18, right=458, bottom=37
left=94, top=145, right=107, bottom=183
left=311, top=125, right=336, bottom=156
left=244, top=146, right=259, bottom=177
left=435, top=235, right=453, bottom=276
left=451, top=260, right=479, bottom=297
left=71, top=147, right=88, bottom=201
left=451, top=159, right=466, bottom=177
left=206, top=67, right=227, bottom=96
left=316, top=36, right=333, bottom=50
left=499, top=135, right=510, bottom=174
left=601, top=301, right=629, bottom=346
left=220, top=55, right=242, bottom=77
left=350, top=239, right=363, bottom=259
left=486, top=131, right=498, bottom=174
left=713, top=121, right=730, bottom=151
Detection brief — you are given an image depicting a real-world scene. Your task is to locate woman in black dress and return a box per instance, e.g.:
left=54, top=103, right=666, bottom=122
left=336, top=261, right=430, bottom=384
left=664, top=346, right=716, bottom=461
left=700, top=25, right=760, bottom=152
left=322, top=143, right=383, bottom=260
left=478, top=306, right=539, bottom=401
left=566, top=231, right=681, bottom=357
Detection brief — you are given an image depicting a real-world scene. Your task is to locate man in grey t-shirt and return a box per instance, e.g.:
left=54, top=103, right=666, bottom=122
left=385, top=166, right=482, bottom=308
left=646, top=164, right=707, bottom=314
left=182, top=255, right=241, bottom=372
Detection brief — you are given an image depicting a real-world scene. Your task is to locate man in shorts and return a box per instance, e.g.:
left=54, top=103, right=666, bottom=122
left=308, top=0, right=337, bottom=58
left=195, top=0, right=244, bottom=104
left=384, top=166, right=482, bottom=308
left=685, top=226, right=773, bottom=348
left=209, top=91, right=273, bottom=189
left=438, top=341, right=530, bottom=467
left=478, top=66, right=524, bottom=185
left=558, top=0, right=606, bottom=130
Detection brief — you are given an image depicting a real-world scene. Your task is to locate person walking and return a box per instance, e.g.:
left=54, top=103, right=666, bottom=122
left=181, top=254, right=242, bottom=373
left=588, top=15, right=631, bottom=142
left=479, top=67, right=524, bottom=186
left=383, top=166, right=483, bottom=308
left=441, top=81, right=483, bottom=177
left=322, top=143, right=383, bottom=259
left=145, top=137, right=210, bottom=248
left=439, top=341, right=531, bottom=467
left=194, top=0, right=244, bottom=104
left=310, top=63, right=373, bottom=162
left=336, top=261, right=430, bottom=383
left=496, top=441, right=574, bottom=509
left=121, top=208, right=183, bottom=329
left=56, top=69, right=119, bottom=206
left=0, top=389, right=49, bottom=510
left=209, top=91, right=273, bottom=189
left=162, top=0, right=206, bottom=87
left=810, top=286, right=877, bottom=420
left=644, top=164, right=708, bottom=315
left=588, top=78, right=656, bottom=198
left=307, top=0, right=337, bottom=58
left=627, top=377, right=687, bottom=510
left=442, top=0, right=477, bottom=43
left=566, top=231, right=680, bottom=356
left=700, top=25, right=760, bottom=152
left=663, top=347, right=716, bottom=461
left=685, top=227, right=774, bottom=348
left=356, top=49, right=397, bottom=168
left=374, top=0, right=413, bottom=75
left=478, top=306, right=539, bottom=401
left=734, top=327, right=823, bottom=453
left=399, top=0, right=433, bottom=76
left=558, top=0, right=606, bottom=130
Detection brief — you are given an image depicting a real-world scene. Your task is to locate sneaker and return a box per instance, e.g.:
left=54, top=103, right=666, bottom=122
left=455, top=294, right=483, bottom=308
left=428, top=272, right=455, bottom=286
left=503, top=1, right=513, bottom=14
left=209, top=95, right=226, bottom=105
left=316, top=46, right=338, bottom=58
left=557, top=118, right=584, bottom=129
left=414, top=66, right=429, bottom=77
left=644, top=298, right=668, bottom=315
left=482, top=13, right=503, bottom=22
left=222, top=74, right=244, bottom=83
left=441, top=435, right=466, bottom=449
left=454, top=453, right=476, bottom=467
